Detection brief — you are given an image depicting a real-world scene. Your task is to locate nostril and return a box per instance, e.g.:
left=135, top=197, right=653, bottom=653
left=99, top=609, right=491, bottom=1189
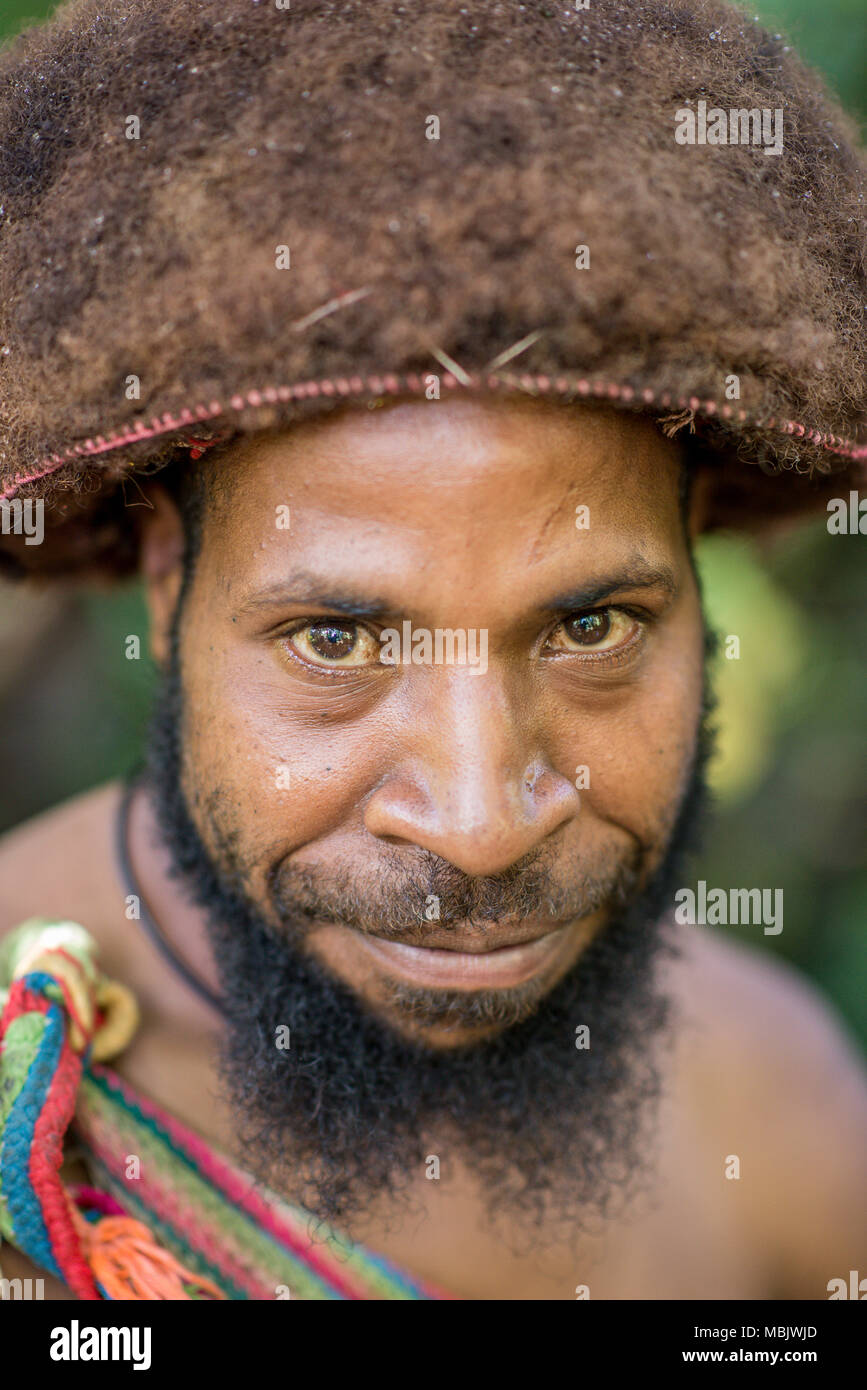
left=524, top=762, right=543, bottom=792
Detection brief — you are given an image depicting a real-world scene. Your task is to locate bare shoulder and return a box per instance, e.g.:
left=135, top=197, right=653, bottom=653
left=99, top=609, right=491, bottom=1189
left=669, top=925, right=867, bottom=1295
left=0, top=1240, right=77, bottom=1301
left=671, top=924, right=867, bottom=1094
left=0, top=781, right=122, bottom=938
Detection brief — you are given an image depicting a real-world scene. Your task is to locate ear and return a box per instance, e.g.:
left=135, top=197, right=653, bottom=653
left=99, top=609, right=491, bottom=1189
left=687, top=465, right=715, bottom=540
left=139, top=484, right=185, bottom=668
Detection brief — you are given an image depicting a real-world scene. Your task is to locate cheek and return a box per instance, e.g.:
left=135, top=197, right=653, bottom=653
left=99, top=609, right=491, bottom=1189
left=179, top=633, right=390, bottom=876
left=547, top=605, right=704, bottom=848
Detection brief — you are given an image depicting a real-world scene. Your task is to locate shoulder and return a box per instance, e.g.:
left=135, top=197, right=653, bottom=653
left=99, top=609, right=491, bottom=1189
left=0, top=1240, right=77, bottom=1301
left=0, top=781, right=123, bottom=938
left=672, top=924, right=866, bottom=1093
left=670, top=926, right=867, bottom=1295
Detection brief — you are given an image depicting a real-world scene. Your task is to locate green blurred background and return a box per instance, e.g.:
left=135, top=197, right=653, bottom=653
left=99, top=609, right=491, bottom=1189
left=1, top=1, right=865, bottom=1044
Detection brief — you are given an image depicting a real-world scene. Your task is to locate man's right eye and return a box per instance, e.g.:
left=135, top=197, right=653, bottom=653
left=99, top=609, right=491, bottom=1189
left=281, top=619, right=382, bottom=669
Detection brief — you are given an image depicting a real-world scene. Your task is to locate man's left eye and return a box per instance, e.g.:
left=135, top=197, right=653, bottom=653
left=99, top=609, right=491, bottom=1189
left=544, top=609, right=638, bottom=655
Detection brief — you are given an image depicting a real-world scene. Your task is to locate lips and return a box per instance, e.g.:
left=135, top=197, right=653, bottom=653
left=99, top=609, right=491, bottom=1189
left=351, top=921, right=577, bottom=990
left=361, top=920, right=569, bottom=955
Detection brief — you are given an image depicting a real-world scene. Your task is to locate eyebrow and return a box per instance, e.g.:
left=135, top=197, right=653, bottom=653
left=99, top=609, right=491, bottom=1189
left=547, top=560, right=678, bottom=612
left=238, top=560, right=677, bottom=620
left=237, top=574, right=393, bottom=619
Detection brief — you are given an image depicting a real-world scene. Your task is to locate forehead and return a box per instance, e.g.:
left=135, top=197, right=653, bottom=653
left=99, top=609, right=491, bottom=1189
left=196, top=397, right=686, bottom=607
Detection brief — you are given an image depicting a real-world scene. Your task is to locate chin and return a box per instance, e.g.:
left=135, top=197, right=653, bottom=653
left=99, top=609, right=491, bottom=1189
left=351, top=972, right=567, bottom=1051
left=376, top=1008, right=517, bottom=1051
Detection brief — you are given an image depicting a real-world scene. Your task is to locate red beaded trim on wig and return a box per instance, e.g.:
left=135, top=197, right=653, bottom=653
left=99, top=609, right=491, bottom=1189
left=2, top=371, right=865, bottom=503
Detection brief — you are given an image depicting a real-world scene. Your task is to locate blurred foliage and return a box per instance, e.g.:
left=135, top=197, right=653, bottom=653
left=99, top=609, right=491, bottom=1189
left=0, top=0, right=864, bottom=1046
left=696, top=526, right=867, bottom=1038
left=698, top=535, right=807, bottom=803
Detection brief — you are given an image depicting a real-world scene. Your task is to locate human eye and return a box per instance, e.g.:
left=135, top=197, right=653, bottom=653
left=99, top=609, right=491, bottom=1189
left=543, top=608, right=643, bottom=659
left=279, top=618, right=382, bottom=671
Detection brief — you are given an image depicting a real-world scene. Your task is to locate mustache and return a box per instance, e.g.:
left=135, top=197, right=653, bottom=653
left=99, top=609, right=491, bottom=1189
left=265, top=844, right=643, bottom=939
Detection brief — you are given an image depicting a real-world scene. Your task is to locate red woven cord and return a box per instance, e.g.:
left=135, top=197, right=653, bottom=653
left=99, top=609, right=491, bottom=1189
left=4, top=980, right=101, bottom=1299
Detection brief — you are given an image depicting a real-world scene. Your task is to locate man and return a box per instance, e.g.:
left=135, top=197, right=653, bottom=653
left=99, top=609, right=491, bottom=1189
left=0, top=0, right=865, bottom=1300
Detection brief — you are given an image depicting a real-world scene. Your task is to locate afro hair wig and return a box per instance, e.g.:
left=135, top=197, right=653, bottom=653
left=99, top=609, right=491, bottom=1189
left=0, top=0, right=864, bottom=577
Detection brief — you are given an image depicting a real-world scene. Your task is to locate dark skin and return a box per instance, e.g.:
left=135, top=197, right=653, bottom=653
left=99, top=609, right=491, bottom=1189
left=1, top=397, right=866, bottom=1298
left=159, top=396, right=703, bottom=1045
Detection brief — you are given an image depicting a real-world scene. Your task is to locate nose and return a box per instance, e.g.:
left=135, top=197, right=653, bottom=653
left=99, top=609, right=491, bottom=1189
left=362, top=672, right=579, bottom=877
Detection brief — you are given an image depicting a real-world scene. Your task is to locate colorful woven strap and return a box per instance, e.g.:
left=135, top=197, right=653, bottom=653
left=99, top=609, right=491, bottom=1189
left=0, top=918, right=451, bottom=1300
left=73, top=1065, right=448, bottom=1300
left=0, top=918, right=221, bottom=1298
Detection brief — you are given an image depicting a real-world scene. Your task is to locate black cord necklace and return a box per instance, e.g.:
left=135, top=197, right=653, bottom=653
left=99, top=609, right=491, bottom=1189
left=115, top=777, right=227, bottom=1018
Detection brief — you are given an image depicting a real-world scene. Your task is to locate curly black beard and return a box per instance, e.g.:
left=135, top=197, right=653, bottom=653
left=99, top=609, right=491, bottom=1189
left=144, top=621, right=715, bottom=1244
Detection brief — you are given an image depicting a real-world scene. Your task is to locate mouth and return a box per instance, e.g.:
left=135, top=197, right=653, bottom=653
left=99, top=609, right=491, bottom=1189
left=352, top=921, right=579, bottom=990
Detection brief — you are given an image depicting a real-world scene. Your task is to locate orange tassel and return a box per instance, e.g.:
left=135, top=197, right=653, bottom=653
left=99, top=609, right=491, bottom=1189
left=71, top=1207, right=226, bottom=1300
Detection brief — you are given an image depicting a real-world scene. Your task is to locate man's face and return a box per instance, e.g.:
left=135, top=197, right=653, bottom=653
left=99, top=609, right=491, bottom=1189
left=144, top=396, right=704, bottom=1050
